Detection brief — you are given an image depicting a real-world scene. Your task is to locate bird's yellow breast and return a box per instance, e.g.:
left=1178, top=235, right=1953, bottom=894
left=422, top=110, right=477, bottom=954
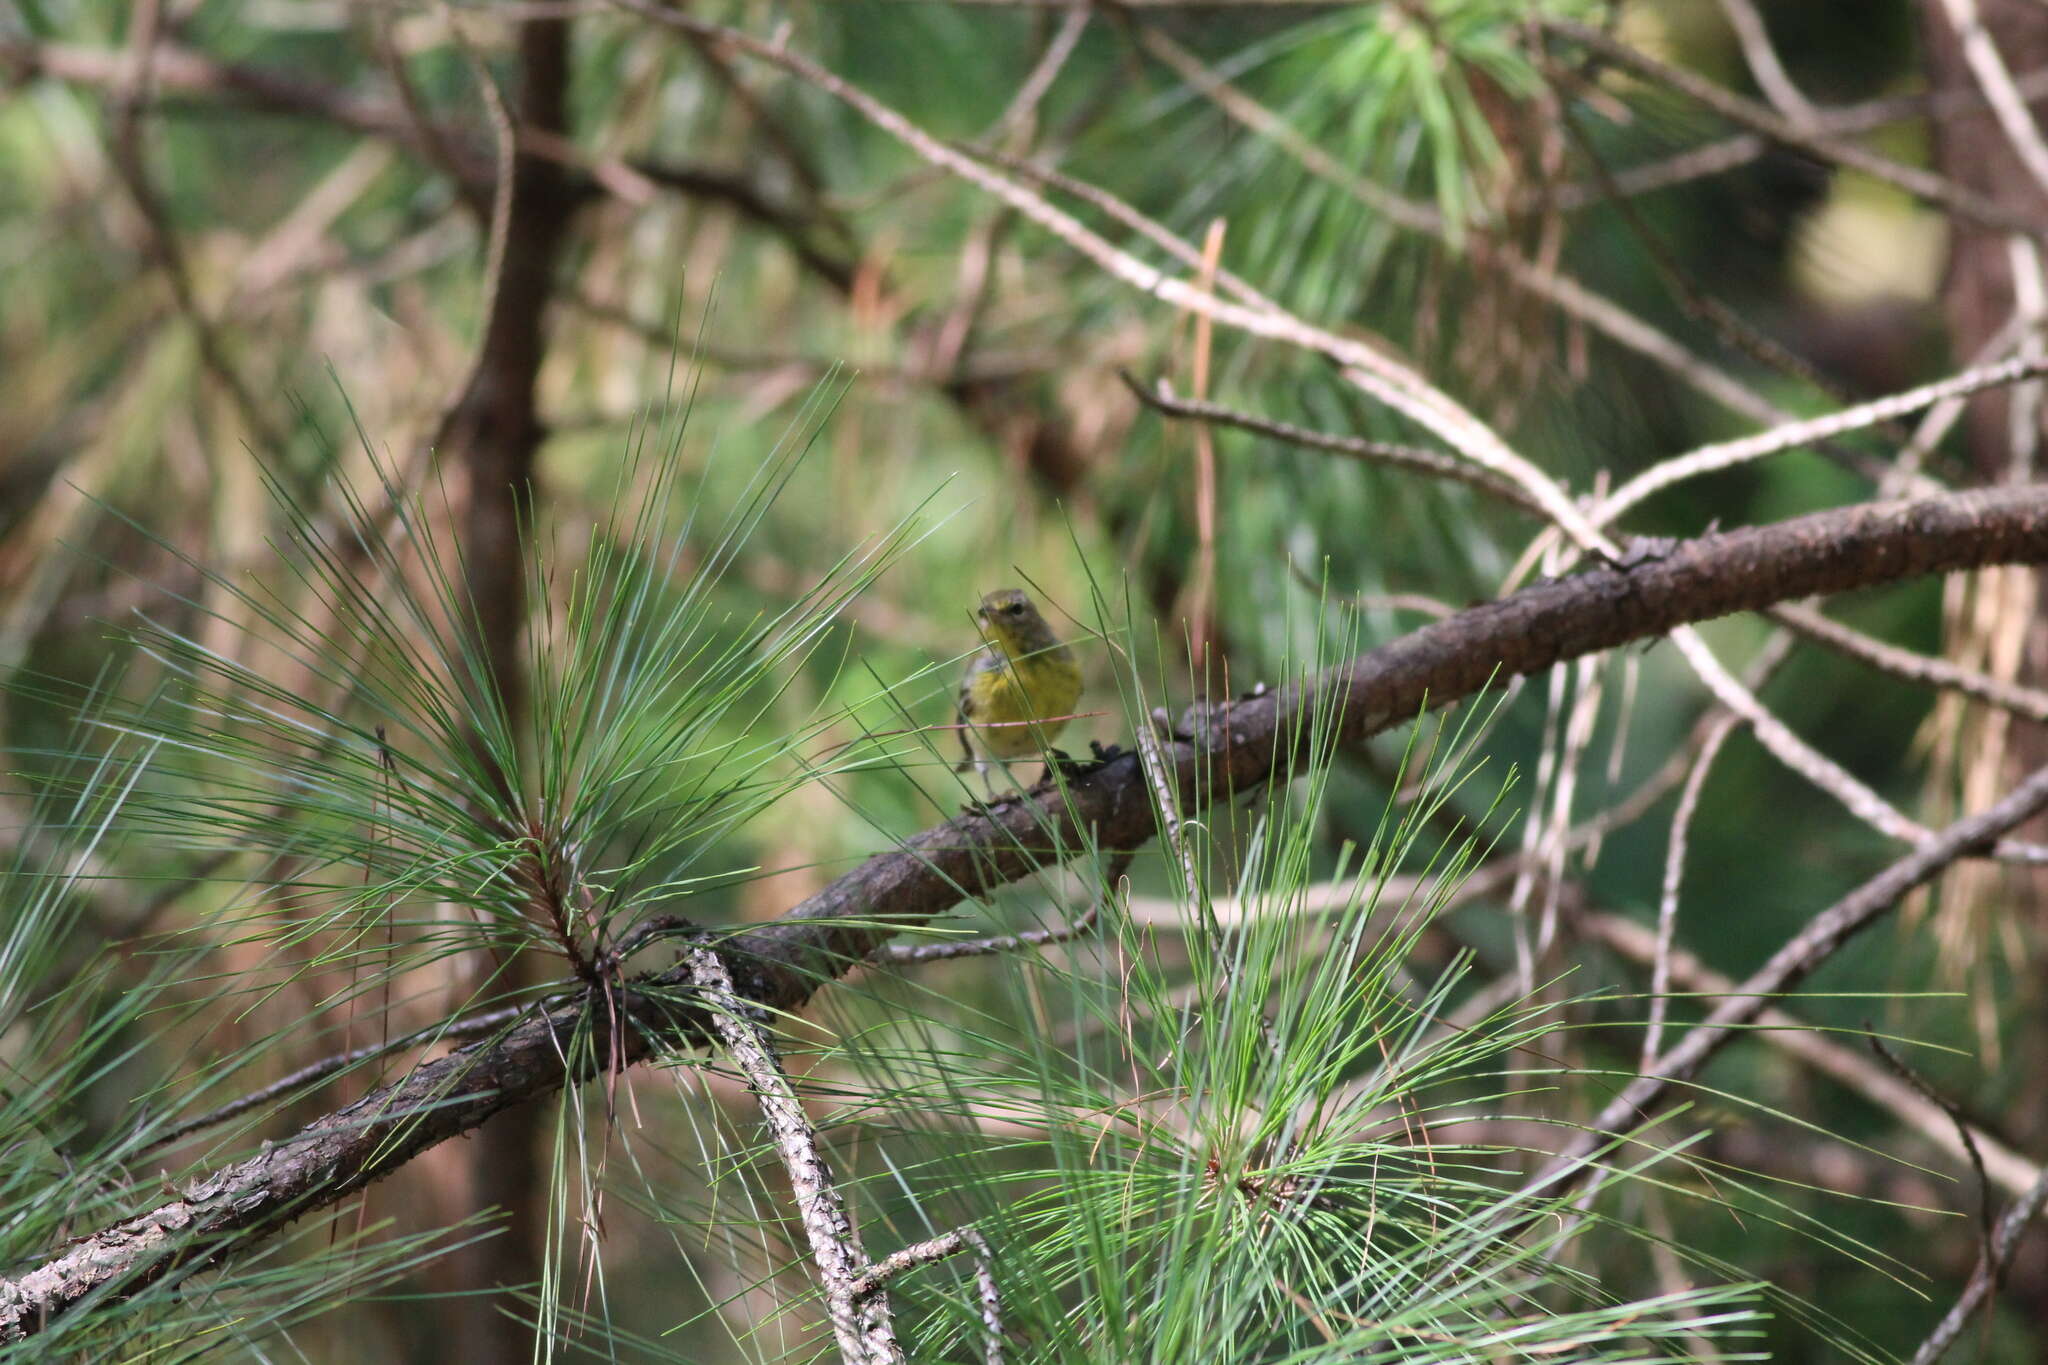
left=963, top=651, right=1083, bottom=759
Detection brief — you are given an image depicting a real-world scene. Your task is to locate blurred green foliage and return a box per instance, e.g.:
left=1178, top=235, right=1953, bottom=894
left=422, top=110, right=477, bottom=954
left=7, top=0, right=2041, bottom=1359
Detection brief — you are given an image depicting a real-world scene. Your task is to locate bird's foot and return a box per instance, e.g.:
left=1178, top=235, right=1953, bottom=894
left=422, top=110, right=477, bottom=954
left=1035, top=748, right=1079, bottom=786
left=1039, top=742, right=1124, bottom=785
left=959, top=793, right=1019, bottom=818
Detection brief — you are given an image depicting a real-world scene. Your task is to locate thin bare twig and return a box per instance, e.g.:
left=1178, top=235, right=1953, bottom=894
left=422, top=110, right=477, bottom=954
left=1536, top=761, right=2048, bottom=1198
left=1672, top=626, right=2048, bottom=865
left=1580, top=630, right=1795, bottom=866
left=1587, top=912, right=2039, bottom=1197
left=1714, top=0, right=1818, bottom=128
left=1507, top=647, right=1574, bottom=993
left=871, top=853, right=1130, bottom=965
left=1933, top=0, right=2048, bottom=197
left=1537, top=63, right=2048, bottom=213
left=1864, top=1030, right=1995, bottom=1264
left=1910, top=1163, right=2048, bottom=1365
left=2010, top=238, right=2048, bottom=483
left=1536, top=656, right=1605, bottom=962
left=846, top=1227, right=1004, bottom=1365
left=1884, top=311, right=2030, bottom=496
left=1769, top=602, right=2048, bottom=724
left=1121, top=374, right=1544, bottom=514
left=1595, top=356, right=2048, bottom=526
left=1546, top=17, right=2037, bottom=233
left=1541, top=53, right=1909, bottom=490
left=1642, top=715, right=1738, bottom=1067
left=968, top=145, right=1277, bottom=310
left=104, top=2, right=287, bottom=456
left=427, top=4, right=519, bottom=455
left=984, top=6, right=1089, bottom=147
left=367, top=1, right=486, bottom=216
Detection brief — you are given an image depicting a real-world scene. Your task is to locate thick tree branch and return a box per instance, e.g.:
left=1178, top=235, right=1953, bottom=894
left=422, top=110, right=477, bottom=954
left=9, top=486, right=2048, bottom=1337
left=426, top=16, right=575, bottom=1356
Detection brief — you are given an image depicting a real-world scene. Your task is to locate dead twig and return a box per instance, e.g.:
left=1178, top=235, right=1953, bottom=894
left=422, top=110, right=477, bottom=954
left=872, top=852, right=1130, bottom=966
left=1909, top=1163, right=2048, bottom=1365
left=1536, top=761, right=2048, bottom=1201
left=686, top=945, right=898, bottom=1362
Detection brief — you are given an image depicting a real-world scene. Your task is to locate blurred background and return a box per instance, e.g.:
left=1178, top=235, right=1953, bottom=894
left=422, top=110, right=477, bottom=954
left=6, top=0, right=2048, bottom=1359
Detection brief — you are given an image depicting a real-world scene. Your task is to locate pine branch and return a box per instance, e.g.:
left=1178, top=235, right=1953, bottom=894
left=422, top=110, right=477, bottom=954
left=8, top=485, right=2048, bottom=1339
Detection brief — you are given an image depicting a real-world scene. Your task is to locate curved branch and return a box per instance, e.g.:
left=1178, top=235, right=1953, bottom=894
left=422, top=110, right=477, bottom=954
left=1120, top=373, right=1545, bottom=514
left=8, top=485, right=2048, bottom=1338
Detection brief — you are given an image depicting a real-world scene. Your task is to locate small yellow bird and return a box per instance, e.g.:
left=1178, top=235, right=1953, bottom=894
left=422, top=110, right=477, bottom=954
left=956, top=588, right=1084, bottom=784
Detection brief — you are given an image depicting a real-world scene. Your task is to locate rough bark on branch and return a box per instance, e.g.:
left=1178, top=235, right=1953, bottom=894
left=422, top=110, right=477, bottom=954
left=7, top=484, right=2048, bottom=1339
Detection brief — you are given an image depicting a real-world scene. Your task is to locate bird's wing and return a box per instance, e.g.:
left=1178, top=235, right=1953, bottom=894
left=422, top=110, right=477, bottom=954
left=956, top=649, right=1002, bottom=768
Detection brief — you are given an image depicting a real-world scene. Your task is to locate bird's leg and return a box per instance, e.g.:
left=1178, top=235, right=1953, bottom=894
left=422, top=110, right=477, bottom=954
left=958, top=759, right=1020, bottom=817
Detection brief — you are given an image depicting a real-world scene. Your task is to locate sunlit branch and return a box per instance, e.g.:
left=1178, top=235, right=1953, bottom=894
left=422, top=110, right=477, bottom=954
left=1930, top=0, right=2048, bottom=199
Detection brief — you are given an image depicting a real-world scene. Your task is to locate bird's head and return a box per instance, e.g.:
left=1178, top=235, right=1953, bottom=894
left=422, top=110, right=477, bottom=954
left=976, top=588, right=1057, bottom=655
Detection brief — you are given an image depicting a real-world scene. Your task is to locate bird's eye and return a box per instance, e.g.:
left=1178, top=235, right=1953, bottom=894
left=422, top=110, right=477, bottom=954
left=1006, top=603, right=1024, bottom=615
